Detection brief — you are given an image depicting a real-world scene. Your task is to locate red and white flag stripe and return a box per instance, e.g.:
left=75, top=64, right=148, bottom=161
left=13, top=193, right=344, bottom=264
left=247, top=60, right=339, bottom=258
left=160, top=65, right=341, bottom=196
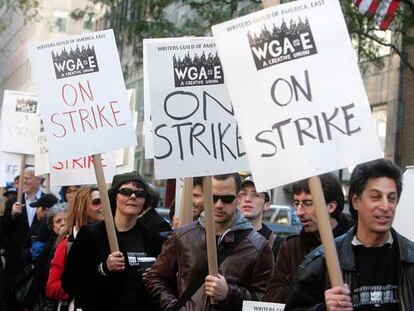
left=353, top=0, right=400, bottom=30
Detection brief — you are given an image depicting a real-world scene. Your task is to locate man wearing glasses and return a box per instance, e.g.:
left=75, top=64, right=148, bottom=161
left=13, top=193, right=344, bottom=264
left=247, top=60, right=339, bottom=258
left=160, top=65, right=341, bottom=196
left=238, top=176, right=283, bottom=261
left=145, top=173, right=273, bottom=311
left=264, top=173, right=354, bottom=303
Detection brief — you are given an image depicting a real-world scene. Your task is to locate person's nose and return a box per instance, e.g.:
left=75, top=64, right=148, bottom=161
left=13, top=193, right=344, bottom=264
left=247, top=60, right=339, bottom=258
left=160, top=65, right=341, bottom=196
left=296, top=204, right=306, bottom=216
left=215, top=199, right=224, bottom=209
left=378, top=196, right=392, bottom=211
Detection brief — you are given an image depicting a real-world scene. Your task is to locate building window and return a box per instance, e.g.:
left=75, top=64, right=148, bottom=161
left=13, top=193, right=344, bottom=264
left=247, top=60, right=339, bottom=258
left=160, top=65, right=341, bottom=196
left=372, top=104, right=387, bottom=153
left=53, top=11, right=68, bottom=32
left=83, top=15, right=94, bottom=30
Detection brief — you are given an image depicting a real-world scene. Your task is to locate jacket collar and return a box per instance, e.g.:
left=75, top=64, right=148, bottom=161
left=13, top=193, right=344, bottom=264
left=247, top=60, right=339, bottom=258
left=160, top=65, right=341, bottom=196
left=198, top=209, right=253, bottom=245
left=338, top=226, right=414, bottom=270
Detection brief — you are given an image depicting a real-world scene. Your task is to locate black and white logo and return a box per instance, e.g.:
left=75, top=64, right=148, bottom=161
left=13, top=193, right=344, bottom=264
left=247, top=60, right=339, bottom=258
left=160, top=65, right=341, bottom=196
left=173, top=51, right=224, bottom=87
left=248, top=17, right=318, bottom=70
left=16, top=97, right=38, bottom=113
left=52, top=45, right=99, bottom=79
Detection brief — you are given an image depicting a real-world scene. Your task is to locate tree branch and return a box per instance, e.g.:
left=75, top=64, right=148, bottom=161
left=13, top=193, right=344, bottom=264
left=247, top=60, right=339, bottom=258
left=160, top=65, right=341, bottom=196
left=355, top=30, right=414, bottom=75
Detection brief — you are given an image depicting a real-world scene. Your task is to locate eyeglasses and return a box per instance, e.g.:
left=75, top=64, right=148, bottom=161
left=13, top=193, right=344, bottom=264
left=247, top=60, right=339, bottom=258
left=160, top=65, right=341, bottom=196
left=237, top=191, right=266, bottom=200
left=293, top=200, right=313, bottom=208
left=91, top=198, right=101, bottom=206
left=118, top=188, right=146, bottom=198
left=213, top=194, right=236, bottom=204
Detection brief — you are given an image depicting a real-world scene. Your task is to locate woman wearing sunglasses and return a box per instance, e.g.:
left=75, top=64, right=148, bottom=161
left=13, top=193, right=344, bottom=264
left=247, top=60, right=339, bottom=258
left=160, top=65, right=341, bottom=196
left=61, top=171, right=165, bottom=311
left=46, top=186, right=103, bottom=309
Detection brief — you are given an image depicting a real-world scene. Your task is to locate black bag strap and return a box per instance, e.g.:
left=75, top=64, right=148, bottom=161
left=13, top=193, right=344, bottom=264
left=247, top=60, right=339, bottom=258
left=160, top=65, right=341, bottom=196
left=172, top=229, right=252, bottom=311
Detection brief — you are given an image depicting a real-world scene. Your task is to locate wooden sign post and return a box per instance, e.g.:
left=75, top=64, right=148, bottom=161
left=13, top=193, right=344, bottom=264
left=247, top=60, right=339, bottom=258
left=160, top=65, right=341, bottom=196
left=178, top=177, right=194, bottom=227
left=308, top=176, right=343, bottom=286
left=202, top=176, right=218, bottom=304
left=93, top=153, right=119, bottom=252
left=17, top=154, right=26, bottom=204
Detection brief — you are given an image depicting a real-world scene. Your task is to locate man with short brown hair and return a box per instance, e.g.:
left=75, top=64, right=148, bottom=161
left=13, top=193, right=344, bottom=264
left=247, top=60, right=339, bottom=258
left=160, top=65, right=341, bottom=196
left=145, top=173, right=273, bottom=310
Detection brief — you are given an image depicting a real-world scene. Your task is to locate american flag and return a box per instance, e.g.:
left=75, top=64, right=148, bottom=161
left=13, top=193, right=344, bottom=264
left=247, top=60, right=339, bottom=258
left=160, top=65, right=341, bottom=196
left=353, top=0, right=401, bottom=30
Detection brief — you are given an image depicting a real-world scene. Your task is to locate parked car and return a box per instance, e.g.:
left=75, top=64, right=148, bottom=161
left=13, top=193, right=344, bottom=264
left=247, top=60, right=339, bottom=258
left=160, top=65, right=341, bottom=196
left=155, top=207, right=171, bottom=224
left=263, top=204, right=301, bottom=237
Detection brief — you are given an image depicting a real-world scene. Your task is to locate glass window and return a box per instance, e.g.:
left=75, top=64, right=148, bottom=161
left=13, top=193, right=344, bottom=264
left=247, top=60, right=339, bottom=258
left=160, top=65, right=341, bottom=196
left=53, top=11, right=68, bottom=32
left=372, top=104, right=387, bottom=153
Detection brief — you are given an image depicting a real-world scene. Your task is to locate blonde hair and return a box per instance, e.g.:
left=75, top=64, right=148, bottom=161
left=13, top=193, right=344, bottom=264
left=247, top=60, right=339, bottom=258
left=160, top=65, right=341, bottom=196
left=59, top=185, right=98, bottom=240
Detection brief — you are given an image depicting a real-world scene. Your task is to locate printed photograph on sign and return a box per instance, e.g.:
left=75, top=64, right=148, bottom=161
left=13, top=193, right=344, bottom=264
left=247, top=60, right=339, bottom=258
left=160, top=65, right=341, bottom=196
left=212, top=0, right=382, bottom=191
left=144, top=37, right=249, bottom=179
left=28, top=29, right=137, bottom=163
left=16, top=97, right=38, bottom=113
left=0, top=90, right=39, bottom=155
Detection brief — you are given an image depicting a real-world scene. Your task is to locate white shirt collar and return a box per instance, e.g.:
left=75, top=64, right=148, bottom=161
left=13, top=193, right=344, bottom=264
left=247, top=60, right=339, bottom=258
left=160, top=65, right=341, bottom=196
left=352, top=233, right=394, bottom=247
left=24, top=188, right=43, bottom=202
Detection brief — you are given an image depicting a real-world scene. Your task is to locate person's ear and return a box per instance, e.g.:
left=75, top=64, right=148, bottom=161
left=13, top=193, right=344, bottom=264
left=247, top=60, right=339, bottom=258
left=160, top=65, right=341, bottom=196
left=351, top=194, right=359, bottom=211
left=263, top=201, right=270, bottom=212
left=327, top=201, right=337, bottom=215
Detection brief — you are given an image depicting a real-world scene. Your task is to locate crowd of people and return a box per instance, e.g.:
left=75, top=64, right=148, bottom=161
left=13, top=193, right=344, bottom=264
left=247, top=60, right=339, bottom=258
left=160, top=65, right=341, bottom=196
left=0, top=158, right=412, bottom=311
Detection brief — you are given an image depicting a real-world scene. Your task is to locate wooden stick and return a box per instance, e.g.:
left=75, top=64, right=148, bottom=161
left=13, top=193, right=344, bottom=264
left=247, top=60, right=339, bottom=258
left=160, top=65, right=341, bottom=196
left=178, top=177, right=193, bottom=227
left=0, top=187, right=5, bottom=216
left=202, top=176, right=218, bottom=304
left=262, top=0, right=280, bottom=8
left=93, top=153, right=119, bottom=252
left=308, top=176, right=344, bottom=287
left=44, top=173, right=50, bottom=193
left=17, top=154, right=26, bottom=204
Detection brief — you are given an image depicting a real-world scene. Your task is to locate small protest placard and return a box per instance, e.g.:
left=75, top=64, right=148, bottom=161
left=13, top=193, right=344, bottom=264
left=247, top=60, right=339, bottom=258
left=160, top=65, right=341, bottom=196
left=212, top=0, right=382, bottom=191
left=175, top=177, right=184, bottom=217
left=0, top=90, right=39, bottom=155
left=115, top=89, right=137, bottom=173
left=144, top=37, right=249, bottom=179
left=28, top=29, right=137, bottom=162
left=143, top=41, right=155, bottom=159
left=242, top=300, right=285, bottom=311
left=35, top=112, right=50, bottom=176
left=0, top=152, right=34, bottom=186
left=393, top=166, right=414, bottom=242
left=50, top=153, right=115, bottom=186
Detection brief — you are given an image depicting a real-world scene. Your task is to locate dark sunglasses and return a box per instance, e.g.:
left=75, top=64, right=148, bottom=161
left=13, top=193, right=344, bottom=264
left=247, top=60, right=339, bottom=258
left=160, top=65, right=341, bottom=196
left=212, top=194, right=236, bottom=204
left=91, top=198, right=101, bottom=206
left=118, top=188, right=146, bottom=198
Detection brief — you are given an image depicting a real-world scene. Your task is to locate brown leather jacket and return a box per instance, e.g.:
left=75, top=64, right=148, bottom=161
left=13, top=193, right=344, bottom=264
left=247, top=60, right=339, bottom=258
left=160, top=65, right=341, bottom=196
left=145, top=211, right=273, bottom=311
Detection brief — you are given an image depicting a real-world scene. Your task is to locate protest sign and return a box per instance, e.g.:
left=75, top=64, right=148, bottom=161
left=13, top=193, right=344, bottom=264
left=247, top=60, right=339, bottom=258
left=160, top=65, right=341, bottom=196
left=0, top=90, right=39, bottom=155
left=35, top=113, right=50, bottom=176
left=212, top=0, right=382, bottom=191
left=144, top=37, right=249, bottom=179
left=174, top=177, right=184, bottom=217
left=50, top=153, right=115, bottom=186
left=0, top=152, right=34, bottom=186
left=242, top=301, right=285, bottom=311
left=115, top=89, right=137, bottom=173
left=143, top=41, right=155, bottom=159
left=393, top=166, right=414, bottom=242
left=28, top=29, right=137, bottom=163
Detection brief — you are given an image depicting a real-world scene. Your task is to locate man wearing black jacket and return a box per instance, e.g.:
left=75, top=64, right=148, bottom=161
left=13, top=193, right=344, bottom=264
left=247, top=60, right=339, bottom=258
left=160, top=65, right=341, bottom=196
left=264, top=173, right=353, bottom=303
left=286, top=159, right=414, bottom=310
left=1, top=167, right=44, bottom=310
